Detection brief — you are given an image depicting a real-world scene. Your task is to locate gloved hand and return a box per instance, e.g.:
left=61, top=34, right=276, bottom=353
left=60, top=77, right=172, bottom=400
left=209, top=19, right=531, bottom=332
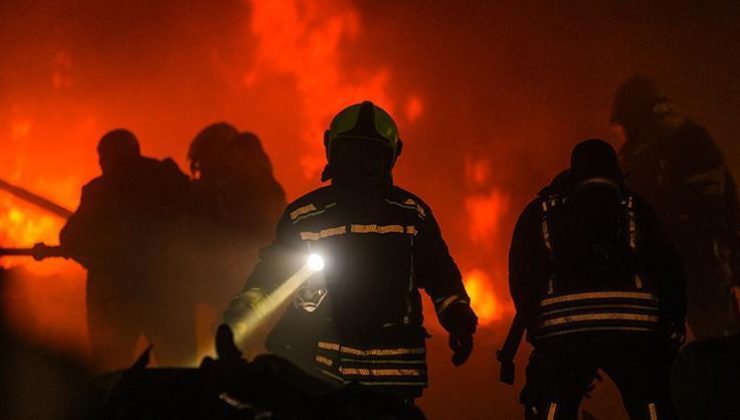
left=450, top=334, right=473, bottom=366
left=223, top=289, right=262, bottom=327
left=440, top=302, right=478, bottom=366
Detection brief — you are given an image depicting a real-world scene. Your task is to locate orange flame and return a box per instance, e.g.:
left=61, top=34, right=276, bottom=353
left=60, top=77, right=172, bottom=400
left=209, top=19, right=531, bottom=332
left=247, top=0, right=402, bottom=180
left=463, top=269, right=502, bottom=325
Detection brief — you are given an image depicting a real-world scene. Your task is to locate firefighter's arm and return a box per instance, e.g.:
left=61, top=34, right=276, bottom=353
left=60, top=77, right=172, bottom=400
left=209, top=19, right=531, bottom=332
left=721, top=171, right=740, bottom=287
left=508, top=201, right=548, bottom=328
left=223, top=210, right=305, bottom=326
left=640, top=201, right=687, bottom=335
left=59, top=183, right=101, bottom=267
left=415, top=207, right=477, bottom=366
left=677, top=127, right=728, bottom=226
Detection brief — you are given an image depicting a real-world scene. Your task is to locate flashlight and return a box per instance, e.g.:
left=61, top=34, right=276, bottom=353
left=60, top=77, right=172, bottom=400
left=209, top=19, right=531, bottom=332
left=307, top=253, right=325, bottom=272
left=193, top=253, right=326, bottom=365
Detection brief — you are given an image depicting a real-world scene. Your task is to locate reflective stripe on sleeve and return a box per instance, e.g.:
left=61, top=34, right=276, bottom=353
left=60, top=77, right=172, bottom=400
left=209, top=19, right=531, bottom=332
left=435, top=294, right=469, bottom=317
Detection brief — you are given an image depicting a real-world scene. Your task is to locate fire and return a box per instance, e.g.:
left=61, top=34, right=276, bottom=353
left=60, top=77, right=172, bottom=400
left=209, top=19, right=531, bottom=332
left=464, top=190, right=510, bottom=246
left=247, top=0, right=400, bottom=181
left=463, top=269, right=501, bottom=326
left=0, top=197, right=69, bottom=276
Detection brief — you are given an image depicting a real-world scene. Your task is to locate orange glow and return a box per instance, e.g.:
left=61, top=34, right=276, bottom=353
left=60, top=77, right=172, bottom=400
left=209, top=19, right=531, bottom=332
left=464, top=189, right=510, bottom=246
left=405, top=96, right=424, bottom=124
left=463, top=269, right=502, bottom=325
left=248, top=0, right=395, bottom=180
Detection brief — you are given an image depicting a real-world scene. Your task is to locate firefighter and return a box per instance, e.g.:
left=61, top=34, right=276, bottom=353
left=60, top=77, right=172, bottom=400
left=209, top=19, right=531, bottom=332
left=186, top=124, right=286, bottom=314
left=614, top=76, right=740, bottom=339
left=60, top=129, right=195, bottom=371
left=224, top=101, right=477, bottom=399
left=509, top=139, right=686, bottom=419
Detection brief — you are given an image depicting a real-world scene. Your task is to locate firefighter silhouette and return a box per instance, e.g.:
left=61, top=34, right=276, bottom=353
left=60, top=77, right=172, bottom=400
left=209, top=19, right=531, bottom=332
left=186, top=124, right=286, bottom=315
left=508, top=139, right=686, bottom=419
left=614, top=76, right=740, bottom=339
left=224, top=101, right=478, bottom=399
left=60, top=129, right=195, bottom=370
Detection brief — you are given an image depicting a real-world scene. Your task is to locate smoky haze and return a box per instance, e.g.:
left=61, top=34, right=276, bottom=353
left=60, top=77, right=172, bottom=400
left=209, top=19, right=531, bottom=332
left=1, top=1, right=740, bottom=418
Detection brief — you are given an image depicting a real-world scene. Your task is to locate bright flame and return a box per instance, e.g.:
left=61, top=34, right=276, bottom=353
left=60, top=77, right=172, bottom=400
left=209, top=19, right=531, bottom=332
left=463, top=269, right=501, bottom=326
left=247, top=0, right=399, bottom=180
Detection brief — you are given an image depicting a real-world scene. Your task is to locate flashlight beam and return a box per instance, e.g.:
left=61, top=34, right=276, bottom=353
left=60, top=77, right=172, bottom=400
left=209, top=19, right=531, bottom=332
left=192, top=263, right=318, bottom=366
left=231, top=264, right=315, bottom=345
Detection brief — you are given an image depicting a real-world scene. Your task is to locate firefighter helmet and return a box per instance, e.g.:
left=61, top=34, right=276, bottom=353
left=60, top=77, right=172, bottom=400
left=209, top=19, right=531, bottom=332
left=324, top=101, right=403, bottom=165
left=611, top=76, right=671, bottom=128
left=188, top=122, right=238, bottom=177
left=97, top=129, right=140, bottom=159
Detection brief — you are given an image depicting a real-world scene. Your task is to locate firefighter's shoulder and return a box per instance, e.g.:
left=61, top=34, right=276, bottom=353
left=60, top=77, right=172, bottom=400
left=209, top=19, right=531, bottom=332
left=80, top=176, right=105, bottom=196
left=386, top=186, right=431, bottom=220
left=284, top=185, right=336, bottom=224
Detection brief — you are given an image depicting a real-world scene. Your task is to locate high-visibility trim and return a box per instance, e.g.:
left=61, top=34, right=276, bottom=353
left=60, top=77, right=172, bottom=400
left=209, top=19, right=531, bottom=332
left=539, top=291, right=657, bottom=307
left=546, top=402, right=558, bottom=420
left=634, top=274, right=643, bottom=289
left=350, top=224, right=418, bottom=235
left=351, top=224, right=405, bottom=234
left=625, top=195, right=638, bottom=251
left=315, top=355, right=333, bottom=367
left=542, top=220, right=552, bottom=251
left=292, top=202, right=337, bottom=224
left=539, top=312, right=659, bottom=328
left=538, top=303, right=659, bottom=318
left=319, top=369, right=345, bottom=383
left=300, top=226, right=347, bottom=241
left=318, top=341, right=341, bottom=351
left=576, top=177, right=620, bottom=190
left=648, top=402, right=658, bottom=420
left=435, top=295, right=469, bottom=317
left=339, top=358, right=426, bottom=365
left=357, top=381, right=428, bottom=387
left=340, top=346, right=426, bottom=357
left=339, top=367, right=425, bottom=377
left=321, top=369, right=427, bottom=387
left=319, top=341, right=426, bottom=357
left=535, top=326, right=658, bottom=339
left=290, top=204, right=317, bottom=220
left=385, top=199, right=426, bottom=219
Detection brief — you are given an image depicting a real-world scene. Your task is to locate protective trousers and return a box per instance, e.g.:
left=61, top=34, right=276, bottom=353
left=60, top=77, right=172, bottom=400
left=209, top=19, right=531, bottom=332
left=521, top=337, right=676, bottom=420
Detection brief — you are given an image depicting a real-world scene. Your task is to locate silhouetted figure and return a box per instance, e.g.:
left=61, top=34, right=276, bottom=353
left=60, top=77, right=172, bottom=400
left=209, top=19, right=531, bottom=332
left=186, top=124, right=286, bottom=315
left=60, top=129, right=195, bottom=371
left=614, top=76, right=740, bottom=339
left=509, top=140, right=686, bottom=419
left=224, top=101, right=477, bottom=400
